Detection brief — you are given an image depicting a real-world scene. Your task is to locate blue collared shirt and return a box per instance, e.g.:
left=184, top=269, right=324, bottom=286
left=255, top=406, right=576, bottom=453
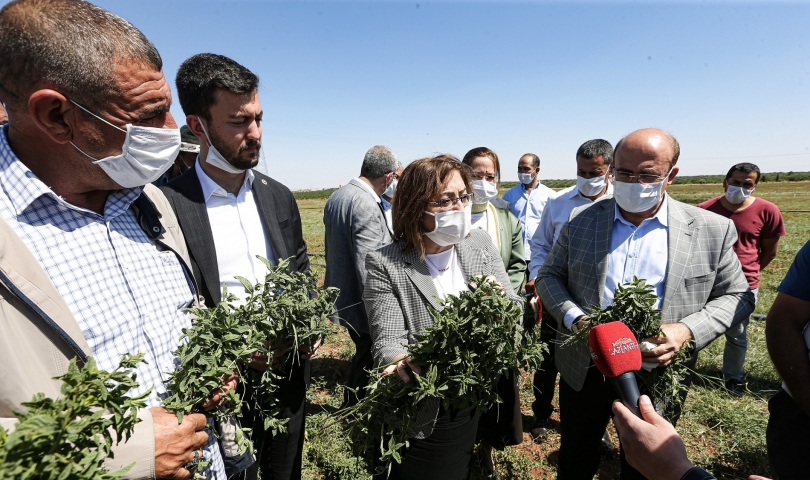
left=563, top=196, right=670, bottom=328
left=502, top=181, right=556, bottom=260
left=0, top=126, right=225, bottom=478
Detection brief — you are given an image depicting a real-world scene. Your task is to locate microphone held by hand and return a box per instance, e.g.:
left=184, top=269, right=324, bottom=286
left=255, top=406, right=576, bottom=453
left=589, top=322, right=643, bottom=418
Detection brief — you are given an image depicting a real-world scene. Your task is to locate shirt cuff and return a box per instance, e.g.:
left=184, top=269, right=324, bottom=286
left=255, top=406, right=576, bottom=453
left=563, top=306, right=586, bottom=329
left=528, top=265, right=541, bottom=282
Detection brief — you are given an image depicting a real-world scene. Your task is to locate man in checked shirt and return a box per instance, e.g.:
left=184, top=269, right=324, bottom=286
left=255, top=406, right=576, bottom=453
left=0, top=0, right=233, bottom=478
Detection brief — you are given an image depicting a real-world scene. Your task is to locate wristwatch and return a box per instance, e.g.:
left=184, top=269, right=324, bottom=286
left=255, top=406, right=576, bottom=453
left=571, top=318, right=586, bottom=334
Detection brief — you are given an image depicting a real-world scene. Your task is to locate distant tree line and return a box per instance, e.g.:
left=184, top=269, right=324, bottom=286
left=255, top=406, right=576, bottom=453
left=293, top=171, right=810, bottom=200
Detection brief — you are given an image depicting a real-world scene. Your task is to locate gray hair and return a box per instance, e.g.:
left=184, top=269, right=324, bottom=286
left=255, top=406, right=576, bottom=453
left=360, top=145, right=398, bottom=179
left=0, top=0, right=162, bottom=112
left=576, top=139, right=614, bottom=164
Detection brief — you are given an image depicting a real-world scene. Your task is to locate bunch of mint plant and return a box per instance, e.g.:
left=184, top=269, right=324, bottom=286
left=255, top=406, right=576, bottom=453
left=162, top=256, right=338, bottom=450
left=560, top=277, right=692, bottom=419
left=0, top=354, right=148, bottom=480
left=336, top=275, right=546, bottom=475
left=235, top=256, right=338, bottom=435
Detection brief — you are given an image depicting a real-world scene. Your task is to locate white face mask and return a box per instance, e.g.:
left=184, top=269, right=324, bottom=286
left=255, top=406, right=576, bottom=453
left=471, top=179, right=499, bottom=204
left=518, top=172, right=535, bottom=185
left=613, top=168, right=672, bottom=213
left=423, top=205, right=472, bottom=247
left=576, top=175, right=607, bottom=197
left=69, top=101, right=180, bottom=188
left=384, top=179, right=398, bottom=198
left=725, top=185, right=753, bottom=204
left=196, top=116, right=247, bottom=174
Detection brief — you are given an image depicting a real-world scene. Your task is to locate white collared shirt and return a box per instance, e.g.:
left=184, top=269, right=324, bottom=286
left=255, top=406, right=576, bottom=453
left=528, top=183, right=614, bottom=279
left=562, top=196, right=670, bottom=328
left=195, top=160, right=276, bottom=305
left=501, top=181, right=556, bottom=260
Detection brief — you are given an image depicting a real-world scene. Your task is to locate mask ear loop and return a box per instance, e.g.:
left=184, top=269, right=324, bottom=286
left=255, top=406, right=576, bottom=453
left=69, top=99, right=127, bottom=133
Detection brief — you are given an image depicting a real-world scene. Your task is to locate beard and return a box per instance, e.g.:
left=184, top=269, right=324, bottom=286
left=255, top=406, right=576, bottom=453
left=209, top=128, right=261, bottom=170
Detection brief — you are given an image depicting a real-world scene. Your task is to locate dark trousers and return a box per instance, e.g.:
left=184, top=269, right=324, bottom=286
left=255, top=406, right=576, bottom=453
left=557, top=356, right=696, bottom=480
left=344, top=328, right=374, bottom=407
left=374, top=407, right=481, bottom=480
left=478, top=371, right=523, bottom=449
left=238, top=357, right=309, bottom=480
left=767, top=388, right=810, bottom=480
left=532, top=309, right=559, bottom=421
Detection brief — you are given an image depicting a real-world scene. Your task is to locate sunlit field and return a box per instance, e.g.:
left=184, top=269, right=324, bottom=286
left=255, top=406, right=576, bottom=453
left=298, top=181, right=810, bottom=479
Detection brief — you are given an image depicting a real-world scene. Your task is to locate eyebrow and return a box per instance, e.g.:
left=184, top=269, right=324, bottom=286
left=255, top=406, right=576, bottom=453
left=230, top=110, right=264, bottom=119
left=137, top=105, right=168, bottom=121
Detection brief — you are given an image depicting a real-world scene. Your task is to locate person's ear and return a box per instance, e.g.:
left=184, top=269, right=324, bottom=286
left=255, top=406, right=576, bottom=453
left=186, top=115, right=207, bottom=141
left=28, top=89, right=76, bottom=144
left=722, top=178, right=728, bottom=191
left=666, top=166, right=679, bottom=185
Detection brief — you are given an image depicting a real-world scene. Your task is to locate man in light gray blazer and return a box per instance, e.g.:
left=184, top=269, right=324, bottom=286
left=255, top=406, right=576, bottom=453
left=537, top=128, right=755, bottom=479
left=324, top=145, right=398, bottom=405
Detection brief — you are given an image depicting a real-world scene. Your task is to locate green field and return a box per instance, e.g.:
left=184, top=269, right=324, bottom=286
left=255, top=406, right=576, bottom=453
left=299, top=181, right=810, bottom=479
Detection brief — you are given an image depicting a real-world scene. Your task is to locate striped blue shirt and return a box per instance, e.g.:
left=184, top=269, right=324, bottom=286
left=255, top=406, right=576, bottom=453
left=0, top=126, right=225, bottom=478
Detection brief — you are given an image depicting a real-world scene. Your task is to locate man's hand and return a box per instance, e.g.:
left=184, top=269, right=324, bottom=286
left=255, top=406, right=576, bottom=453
left=611, top=395, right=694, bottom=480
left=299, top=337, right=322, bottom=360
left=524, top=279, right=536, bottom=296
left=248, top=351, right=268, bottom=371
left=201, top=372, right=239, bottom=411
left=382, top=355, right=422, bottom=384
left=151, top=407, right=210, bottom=479
left=641, top=323, right=692, bottom=367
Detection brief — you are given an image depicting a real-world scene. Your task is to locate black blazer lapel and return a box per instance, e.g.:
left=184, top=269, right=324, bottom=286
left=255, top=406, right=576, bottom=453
left=165, top=167, right=222, bottom=305
left=252, top=174, right=293, bottom=272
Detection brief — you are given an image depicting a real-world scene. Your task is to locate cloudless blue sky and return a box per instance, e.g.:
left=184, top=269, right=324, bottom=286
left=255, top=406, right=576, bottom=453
left=51, top=1, right=810, bottom=189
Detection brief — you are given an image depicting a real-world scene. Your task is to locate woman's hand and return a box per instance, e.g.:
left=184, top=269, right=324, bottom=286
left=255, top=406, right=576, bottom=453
left=382, top=355, right=422, bottom=384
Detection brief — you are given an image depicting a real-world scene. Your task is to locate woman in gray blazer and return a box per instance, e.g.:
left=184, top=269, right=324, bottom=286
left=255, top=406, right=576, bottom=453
left=363, top=155, right=523, bottom=479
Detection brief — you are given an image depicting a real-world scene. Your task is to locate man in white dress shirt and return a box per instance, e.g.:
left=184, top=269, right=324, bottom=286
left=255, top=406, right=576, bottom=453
left=525, top=139, right=614, bottom=440
left=161, top=53, right=312, bottom=480
left=501, top=153, right=556, bottom=263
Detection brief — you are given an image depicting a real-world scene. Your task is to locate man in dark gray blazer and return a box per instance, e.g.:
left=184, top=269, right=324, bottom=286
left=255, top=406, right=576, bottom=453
left=323, top=146, right=398, bottom=405
left=537, top=128, right=755, bottom=479
left=161, top=54, right=309, bottom=480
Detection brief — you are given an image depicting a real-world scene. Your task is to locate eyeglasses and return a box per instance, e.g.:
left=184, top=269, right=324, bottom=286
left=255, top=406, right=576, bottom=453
left=471, top=173, right=497, bottom=182
left=426, top=194, right=473, bottom=210
left=611, top=169, right=669, bottom=184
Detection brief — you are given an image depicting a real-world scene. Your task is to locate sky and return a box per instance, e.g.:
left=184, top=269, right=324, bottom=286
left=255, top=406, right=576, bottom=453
left=29, top=1, right=810, bottom=189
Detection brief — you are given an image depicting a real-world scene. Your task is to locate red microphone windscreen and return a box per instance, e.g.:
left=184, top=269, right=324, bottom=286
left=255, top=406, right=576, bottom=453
left=588, top=322, right=642, bottom=378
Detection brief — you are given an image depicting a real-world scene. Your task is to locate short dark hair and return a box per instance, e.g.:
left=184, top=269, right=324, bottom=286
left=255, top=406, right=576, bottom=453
left=576, top=139, right=613, bottom=164
left=462, top=147, right=501, bottom=184
left=522, top=153, right=540, bottom=168
left=726, top=162, right=761, bottom=183
left=0, top=0, right=162, bottom=112
left=175, top=53, right=259, bottom=121
left=392, top=155, right=471, bottom=257
left=360, top=145, right=398, bottom=179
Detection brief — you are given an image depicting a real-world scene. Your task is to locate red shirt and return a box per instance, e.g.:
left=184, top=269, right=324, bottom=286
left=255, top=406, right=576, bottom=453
left=698, top=196, right=786, bottom=289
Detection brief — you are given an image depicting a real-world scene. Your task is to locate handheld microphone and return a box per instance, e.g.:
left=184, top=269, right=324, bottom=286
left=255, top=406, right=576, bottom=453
left=589, top=322, right=643, bottom=418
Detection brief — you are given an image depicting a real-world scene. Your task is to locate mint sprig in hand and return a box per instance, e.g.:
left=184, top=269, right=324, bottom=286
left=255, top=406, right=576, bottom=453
left=0, top=354, right=148, bottom=480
